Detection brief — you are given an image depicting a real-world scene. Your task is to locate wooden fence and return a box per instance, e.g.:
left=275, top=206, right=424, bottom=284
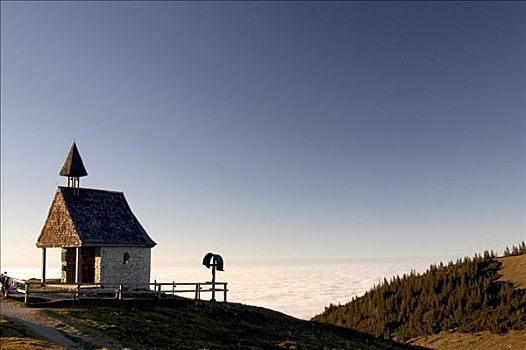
left=9, top=280, right=228, bottom=304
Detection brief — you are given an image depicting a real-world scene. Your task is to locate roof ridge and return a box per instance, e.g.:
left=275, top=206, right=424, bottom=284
left=58, top=186, right=123, bottom=194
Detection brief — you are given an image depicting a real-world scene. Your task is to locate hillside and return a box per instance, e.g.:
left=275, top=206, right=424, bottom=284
left=407, top=329, right=526, bottom=350
left=314, top=244, right=526, bottom=346
left=498, top=253, right=526, bottom=289
left=408, top=254, right=526, bottom=350
left=1, top=315, right=65, bottom=350
left=2, top=297, right=427, bottom=350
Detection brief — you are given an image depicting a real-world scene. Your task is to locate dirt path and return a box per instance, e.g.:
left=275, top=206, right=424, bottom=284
left=0, top=299, right=117, bottom=350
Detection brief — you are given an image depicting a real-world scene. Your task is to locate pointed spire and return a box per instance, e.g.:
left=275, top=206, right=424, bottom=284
left=60, top=142, right=88, bottom=177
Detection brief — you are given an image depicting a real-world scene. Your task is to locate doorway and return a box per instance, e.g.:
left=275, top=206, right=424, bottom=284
left=81, top=247, right=96, bottom=283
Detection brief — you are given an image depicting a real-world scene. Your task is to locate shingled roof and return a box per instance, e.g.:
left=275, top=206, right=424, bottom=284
left=60, top=143, right=88, bottom=177
left=36, top=187, right=156, bottom=248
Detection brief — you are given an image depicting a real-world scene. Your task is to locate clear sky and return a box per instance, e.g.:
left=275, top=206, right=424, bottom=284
left=1, top=2, right=524, bottom=269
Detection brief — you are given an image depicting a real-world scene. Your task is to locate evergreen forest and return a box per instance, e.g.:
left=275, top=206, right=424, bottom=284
left=313, top=242, right=526, bottom=341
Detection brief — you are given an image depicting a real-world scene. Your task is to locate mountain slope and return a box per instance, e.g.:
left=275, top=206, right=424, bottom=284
left=498, top=254, right=526, bottom=289
left=39, top=297, right=428, bottom=350
left=1, top=315, right=65, bottom=350
left=314, top=246, right=526, bottom=343
left=408, top=254, right=526, bottom=350
left=407, top=329, right=526, bottom=350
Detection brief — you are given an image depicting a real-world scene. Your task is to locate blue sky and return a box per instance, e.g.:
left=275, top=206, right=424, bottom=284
left=1, top=2, right=524, bottom=268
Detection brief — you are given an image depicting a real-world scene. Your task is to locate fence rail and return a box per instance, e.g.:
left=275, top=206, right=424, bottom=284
left=4, top=279, right=228, bottom=304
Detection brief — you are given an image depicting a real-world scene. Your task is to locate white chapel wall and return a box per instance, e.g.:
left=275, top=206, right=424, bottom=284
left=99, top=247, right=151, bottom=286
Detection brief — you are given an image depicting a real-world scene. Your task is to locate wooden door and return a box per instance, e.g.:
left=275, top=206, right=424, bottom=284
left=81, top=247, right=95, bottom=283
left=64, top=248, right=76, bottom=283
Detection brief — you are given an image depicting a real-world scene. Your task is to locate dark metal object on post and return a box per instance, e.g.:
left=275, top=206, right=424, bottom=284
left=202, top=253, right=224, bottom=302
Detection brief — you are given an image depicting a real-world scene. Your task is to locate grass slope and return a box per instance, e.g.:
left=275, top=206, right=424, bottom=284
left=498, top=254, right=526, bottom=289
left=44, top=298, right=427, bottom=350
left=407, top=329, right=526, bottom=350
left=0, top=316, right=65, bottom=350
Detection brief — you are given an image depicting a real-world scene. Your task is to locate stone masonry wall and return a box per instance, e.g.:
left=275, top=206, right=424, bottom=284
left=94, top=249, right=102, bottom=283
left=61, top=248, right=67, bottom=283
left=99, top=247, right=151, bottom=287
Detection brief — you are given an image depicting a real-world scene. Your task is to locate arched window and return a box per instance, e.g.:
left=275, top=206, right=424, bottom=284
left=123, top=252, right=130, bottom=265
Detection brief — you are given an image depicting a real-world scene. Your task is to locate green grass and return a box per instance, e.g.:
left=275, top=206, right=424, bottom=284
left=45, top=298, right=427, bottom=349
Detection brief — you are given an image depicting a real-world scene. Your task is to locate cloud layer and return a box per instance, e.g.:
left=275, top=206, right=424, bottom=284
left=153, top=259, right=432, bottom=319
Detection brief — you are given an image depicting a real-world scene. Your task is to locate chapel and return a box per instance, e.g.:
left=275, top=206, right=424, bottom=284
left=36, top=143, right=156, bottom=285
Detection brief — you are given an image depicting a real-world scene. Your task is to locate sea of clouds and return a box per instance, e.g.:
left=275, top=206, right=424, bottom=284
left=155, top=260, right=433, bottom=319
left=5, top=259, right=433, bottom=319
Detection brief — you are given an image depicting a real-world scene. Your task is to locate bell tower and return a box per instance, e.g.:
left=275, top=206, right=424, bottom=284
left=60, top=142, right=88, bottom=194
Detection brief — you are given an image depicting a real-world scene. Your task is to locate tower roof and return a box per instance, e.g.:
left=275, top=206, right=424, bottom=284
left=60, top=142, right=88, bottom=177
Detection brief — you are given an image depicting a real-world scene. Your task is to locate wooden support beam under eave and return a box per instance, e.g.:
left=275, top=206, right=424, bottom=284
left=41, top=248, right=46, bottom=283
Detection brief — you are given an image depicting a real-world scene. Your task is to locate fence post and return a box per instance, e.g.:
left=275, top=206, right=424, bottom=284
left=75, top=283, right=80, bottom=300
left=118, top=284, right=123, bottom=300
left=24, top=283, right=29, bottom=304
left=157, top=283, right=161, bottom=299
left=223, top=283, right=228, bottom=303
left=172, top=281, right=175, bottom=295
left=194, top=283, right=199, bottom=300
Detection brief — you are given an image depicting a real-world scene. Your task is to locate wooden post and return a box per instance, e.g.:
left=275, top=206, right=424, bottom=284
left=153, top=280, right=157, bottom=294
left=211, top=265, right=216, bottom=302
left=195, top=283, right=202, bottom=300
left=75, top=247, right=82, bottom=283
left=118, top=284, right=123, bottom=300
left=41, top=248, right=47, bottom=283
left=75, top=283, right=80, bottom=300
left=223, top=283, right=228, bottom=303
left=172, top=281, right=175, bottom=295
left=24, top=283, right=29, bottom=304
